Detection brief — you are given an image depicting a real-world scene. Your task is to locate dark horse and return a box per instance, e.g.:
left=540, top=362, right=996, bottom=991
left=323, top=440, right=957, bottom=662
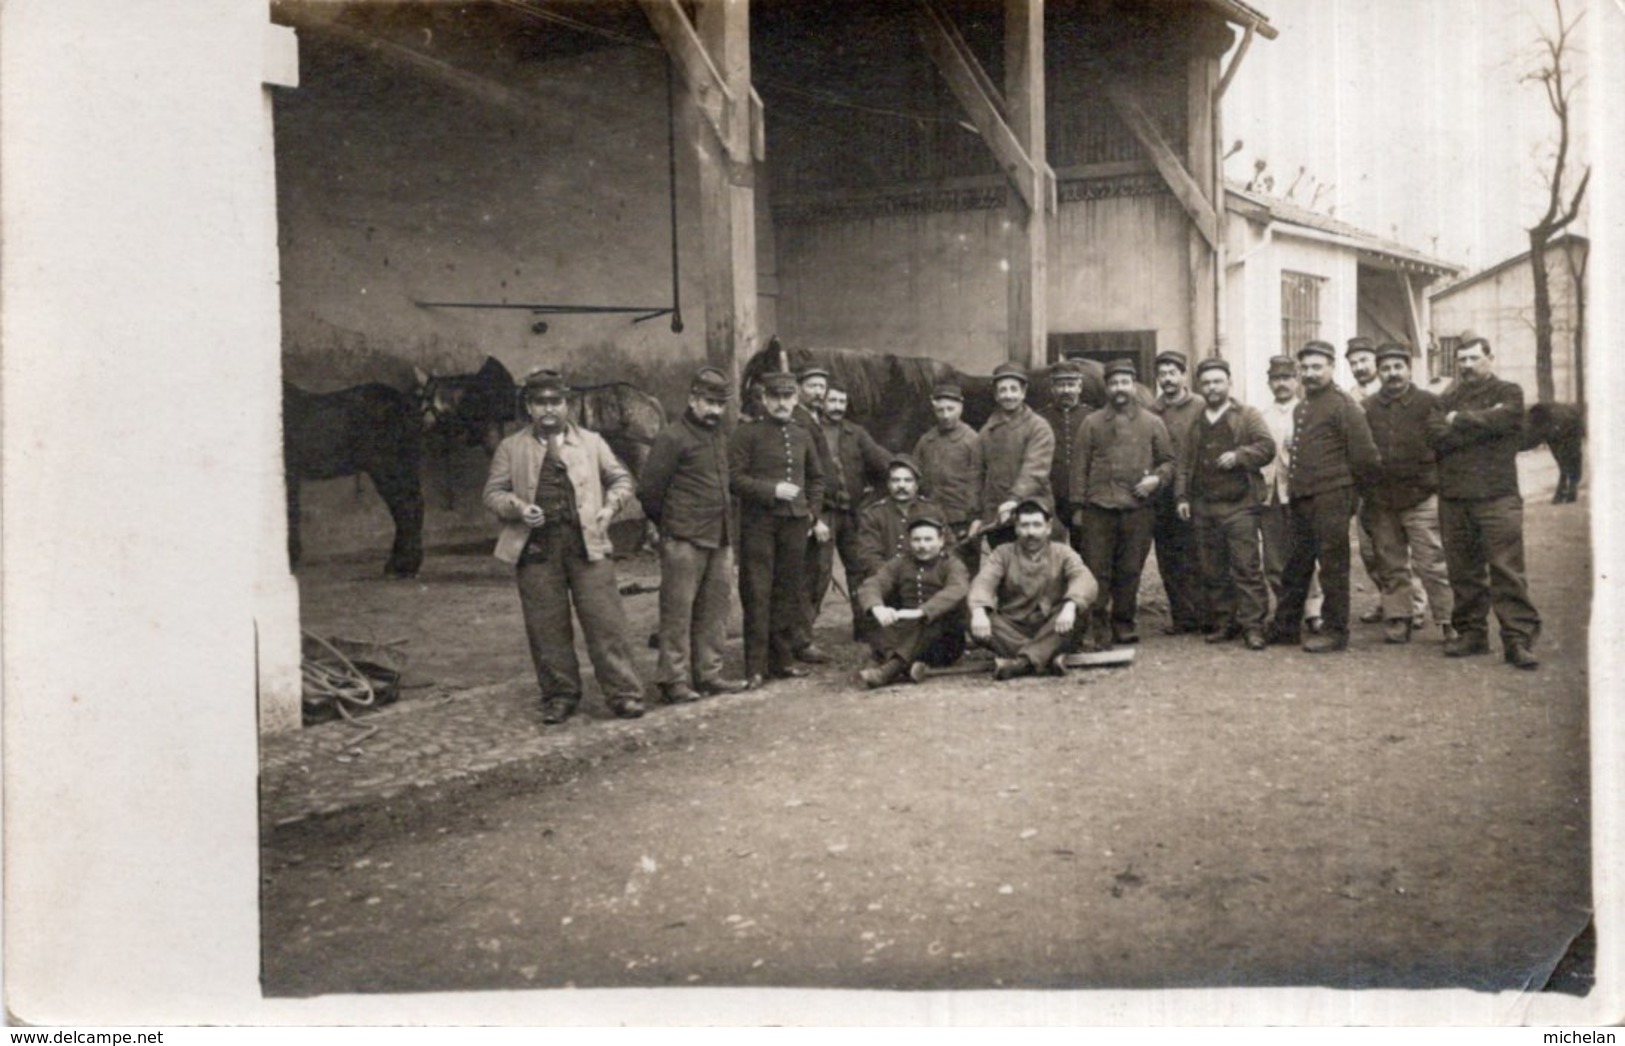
left=413, top=356, right=668, bottom=480
left=283, top=382, right=424, bottom=577
left=1523, top=401, right=1585, bottom=504
left=740, top=336, right=1153, bottom=452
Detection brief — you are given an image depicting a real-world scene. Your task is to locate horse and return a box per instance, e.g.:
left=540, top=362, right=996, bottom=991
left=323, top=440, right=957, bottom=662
left=1523, top=401, right=1585, bottom=504
left=283, top=381, right=425, bottom=578
left=739, top=337, right=1153, bottom=452
left=414, top=356, right=668, bottom=479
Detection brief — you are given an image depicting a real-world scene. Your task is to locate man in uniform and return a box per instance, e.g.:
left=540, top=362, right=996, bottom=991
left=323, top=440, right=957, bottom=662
left=1361, top=344, right=1455, bottom=645
left=483, top=368, right=647, bottom=724
left=972, top=360, right=1055, bottom=538
left=1174, top=358, right=1275, bottom=651
left=1038, top=357, right=1094, bottom=554
left=1348, top=336, right=1425, bottom=627
left=856, top=454, right=942, bottom=581
left=1258, top=355, right=1323, bottom=632
left=968, top=499, right=1098, bottom=680
left=1150, top=349, right=1207, bottom=635
left=856, top=516, right=971, bottom=689
left=1269, top=340, right=1381, bottom=653
left=1427, top=336, right=1541, bottom=668
left=1071, top=360, right=1176, bottom=648
left=913, top=382, right=982, bottom=543
left=809, top=382, right=892, bottom=642
left=730, top=371, right=826, bottom=687
left=638, top=366, right=749, bottom=704
left=790, top=364, right=838, bottom=663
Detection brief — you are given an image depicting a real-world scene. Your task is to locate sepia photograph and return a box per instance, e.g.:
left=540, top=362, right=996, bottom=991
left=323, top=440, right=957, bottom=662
left=3, top=0, right=1621, bottom=1028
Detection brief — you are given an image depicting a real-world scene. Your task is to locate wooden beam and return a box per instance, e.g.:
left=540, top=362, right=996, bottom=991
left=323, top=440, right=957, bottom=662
left=916, top=0, right=1047, bottom=216
left=1397, top=268, right=1423, bottom=349
left=640, top=0, right=750, bottom=166
left=1106, top=80, right=1219, bottom=251
left=1005, top=0, right=1047, bottom=368
left=317, top=22, right=525, bottom=115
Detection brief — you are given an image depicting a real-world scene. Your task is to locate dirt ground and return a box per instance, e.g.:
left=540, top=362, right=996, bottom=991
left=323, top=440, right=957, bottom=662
left=267, top=454, right=1593, bottom=995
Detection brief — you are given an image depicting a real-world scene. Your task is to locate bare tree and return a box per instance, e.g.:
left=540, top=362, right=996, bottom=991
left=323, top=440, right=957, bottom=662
left=1523, top=0, right=1589, bottom=404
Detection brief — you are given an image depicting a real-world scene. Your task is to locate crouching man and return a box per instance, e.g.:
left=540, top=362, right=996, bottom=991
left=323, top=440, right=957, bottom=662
left=967, top=499, right=1099, bottom=680
left=855, top=515, right=970, bottom=689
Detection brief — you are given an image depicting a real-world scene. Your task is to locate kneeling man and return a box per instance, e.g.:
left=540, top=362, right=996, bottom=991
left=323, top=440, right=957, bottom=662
left=968, top=500, right=1099, bottom=680
left=855, top=516, right=970, bottom=688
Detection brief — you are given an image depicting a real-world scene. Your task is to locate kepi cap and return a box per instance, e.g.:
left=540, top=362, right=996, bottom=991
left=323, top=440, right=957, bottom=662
left=797, top=364, right=831, bottom=383
left=760, top=371, right=799, bottom=395
left=1155, top=350, right=1188, bottom=372
left=931, top=382, right=964, bottom=402
left=1297, top=340, right=1336, bottom=362
left=689, top=366, right=732, bottom=400
left=1011, top=497, right=1052, bottom=520
left=1050, top=358, right=1085, bottom=380
left=1346, top=336, right=1377, bottom=358
left=1194, top=357, right=1230, bottom=378
left=523, top=368, right=569, bottom=399
left=886, top=453, right=923, bottom=479
left=991, top=361, right=1029, bottom=385
left=1375, top=343, right=1412, bottom=364
left=1104, top=359, right=1138, bottom=380
left=1267, top=355, right=1298, bottom=378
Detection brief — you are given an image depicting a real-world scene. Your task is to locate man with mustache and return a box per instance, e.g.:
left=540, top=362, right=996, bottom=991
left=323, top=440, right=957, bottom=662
left=968, top=500, right=1098, bottom=680
left=1360, top=344, right=1455, bottom=645
left=857, top=515, right=970, bottom=689
left=789, top=364, right=839, bottom=664
left=639, top=366, right=749, bottom=704
left=856, top=454, right=943, bottom=581
left=482, top=368, right=647, bottom=724
left=1258, top=354, right=1324, bottom=633
left=1427, top=336, right=1541, bottom=668
left=1150, top=350, right=1208, bottom=635
left=1071, top=360, right=1176, bottom=649
left=1174, top=358, right=1275, bottom=651
left=808, top=382, right=892, bottom=643
left=912, top=382, right=982, bottom=544
left=972, top=360, right=1056, bottom=538
left=1268, top=340, right=1381, bottom=652
left=1038, top=358, right=1096, bottom=555
left=1349, top=335, right=1427, bottom=629
left=731, top=370, right=827, bottom=688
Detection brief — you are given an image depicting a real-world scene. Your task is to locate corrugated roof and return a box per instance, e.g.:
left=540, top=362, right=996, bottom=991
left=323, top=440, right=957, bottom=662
left=1226, top=183, right=1464, bottom=278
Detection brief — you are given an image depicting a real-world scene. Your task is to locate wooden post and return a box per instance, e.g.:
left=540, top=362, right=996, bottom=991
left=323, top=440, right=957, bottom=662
left=1005, top=0, right=1046, bottom=368
left=1186, top=54, right=1218, bottom=359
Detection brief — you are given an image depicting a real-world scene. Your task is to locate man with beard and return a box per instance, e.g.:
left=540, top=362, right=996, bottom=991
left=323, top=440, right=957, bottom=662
left=638, top=366, right=750, bottom=704
left=912, top=382, right=982, bottom=543
left=731, top=371, right=826, bottom=688
left=1258, top=355, right=1324, bottom=633
left=806, top=382, right=892, bottom=642
left=1039, top=358, right=1095, bottom=554
left=1361, top=344, right=1454, bottom=645
left=969, top=500, right=1098, bottom=680
left=1269, top=341, right=1381, bottom=653
left=857, top=516, right=971, bottom=689
left=972, top=361, right=1055, bottom=538
left=789, top=364, right=838, bottom=664
left=1175, top=358, right=1275, bottom=651
left=1150, top=350, right=1207, bottom=635
left=1071, top=360, right=1176, bottom=649
left=1427, top=336, right=1541, bottom=668
left=483, top=368, right=647, bottom=724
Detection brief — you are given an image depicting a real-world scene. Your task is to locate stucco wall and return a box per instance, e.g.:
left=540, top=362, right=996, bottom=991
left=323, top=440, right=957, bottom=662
left=1431, top=247, right=1585, bottom=402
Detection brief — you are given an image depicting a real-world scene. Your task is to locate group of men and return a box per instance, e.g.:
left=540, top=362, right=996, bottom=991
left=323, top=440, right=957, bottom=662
left=482, top=334, right=1544, bottom=723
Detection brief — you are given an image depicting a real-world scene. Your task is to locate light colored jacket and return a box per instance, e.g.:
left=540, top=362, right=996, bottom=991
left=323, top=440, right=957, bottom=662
left=483, top=423, right=634, bottom=564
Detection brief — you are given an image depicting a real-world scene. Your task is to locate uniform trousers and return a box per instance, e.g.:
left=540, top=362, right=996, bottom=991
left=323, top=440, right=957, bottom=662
left=1259, top=502, right=1323, bottom=621
left=874, top=608, right=968, bottom=667
left=1079, top=504, right=1156, bottom=638
left=977, top=609, right=1080, bottom=668
left=1274, top=486, right=1356, bottom=638
left=1438, top=495, right=1541, bottom=647
left=1357, top=504, right=1426, bottom=618
left=1367, top=495, right=1453, bottom=625
left=1154, top=494, right=1206, bottom=629
left=516, top=538, right=644, bottom=711
left=655, top=538, right=733, bottom=688
left=802, top=508, right=865, bottom=645
left=1192, top=499, right=1269, bottom=633
left=740, top=512, right=811, bottom=676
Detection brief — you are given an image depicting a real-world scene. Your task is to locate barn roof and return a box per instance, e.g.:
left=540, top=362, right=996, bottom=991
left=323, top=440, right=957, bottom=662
left=1198, top=0, right=1278, bottom=39
left=1428, top=232, right=1589, bottom=301
left=1226, top=183, right=1463, bottom=280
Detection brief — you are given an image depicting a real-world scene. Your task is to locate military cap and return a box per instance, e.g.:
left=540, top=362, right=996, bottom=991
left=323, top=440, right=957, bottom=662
left=1375, top=343, right=1412, bottom=364
left=1011, top=497, right=1052, bottom=520
left=906, top=514, right=947, bottom=534
left=1194, top=357, right=1231, bottom=378
left=689, top=366, right=732, bottom=400
left=1297, top=340, right=1336, bottom=362
left=523, top=368, right=569, bottom=399
left=1154, top=350, right=1189, bottom=372
left=1457, top=333, right=1493, bottom=354
left=886, top=453, right=923, bottom=479
left=1345, top=336, right=1377, bottom=358
left=826, top=380, right=849, bottom=397
left=760, top=371, right=799, bottom=395
left=931, top=382, right=964, bottom=402
left=1051, top=358, right=1085, bottom=380
left=991, top=361, right=1030, bottom=385
left=1104, top=359, right=1138, bottom=380
left=797, top=364, right=831, bottom=383
left=1267, top=355, right=1298, bottom=378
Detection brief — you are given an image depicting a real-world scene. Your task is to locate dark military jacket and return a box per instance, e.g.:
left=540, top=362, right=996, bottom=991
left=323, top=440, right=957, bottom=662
left=912, top=421, right=981, bottom=526
left=1038, top=400, right=1090, bottom=511
left=856, top=552, right=970, bottom=623
left=1363, top=385, right=1442, bottom=510
left=1427, top=374, right=1526, bottom=501
left=1287, top=384, right=1381, bottom=499
left=640, top=409, right=732, bottom=548
left=855, top=496, right=947, bottom=576
left=729, top=414, right=825, bottom=519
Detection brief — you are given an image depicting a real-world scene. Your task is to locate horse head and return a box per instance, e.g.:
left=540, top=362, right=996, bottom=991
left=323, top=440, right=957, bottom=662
left=414, top=356, right=517, bottom=454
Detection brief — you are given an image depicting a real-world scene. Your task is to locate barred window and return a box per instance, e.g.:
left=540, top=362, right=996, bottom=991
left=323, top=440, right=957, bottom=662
left=1280, top=272, right=1326, bottom=357
left=1430, top=336, right=1461, bottom=382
